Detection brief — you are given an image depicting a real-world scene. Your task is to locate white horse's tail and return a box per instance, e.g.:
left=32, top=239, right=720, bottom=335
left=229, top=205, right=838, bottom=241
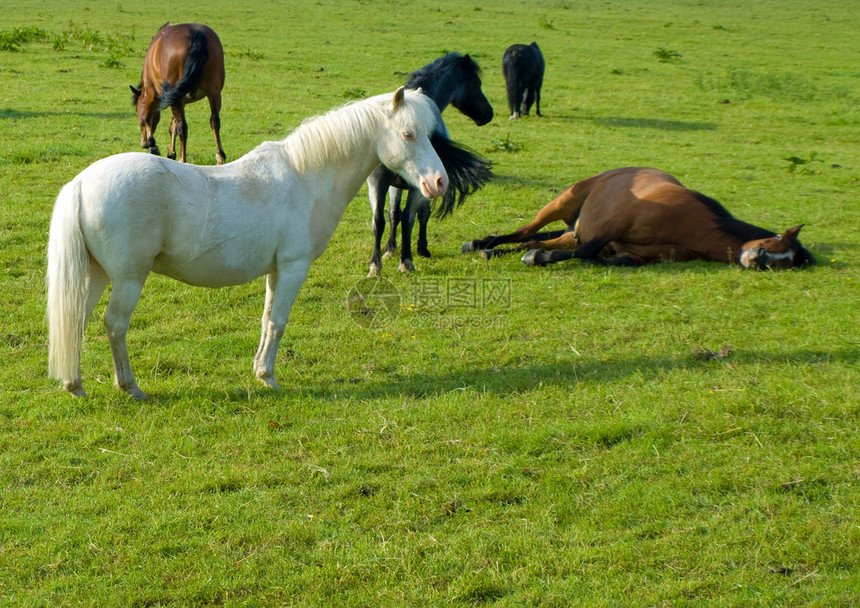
left=46, top=179, right=89, bottom=388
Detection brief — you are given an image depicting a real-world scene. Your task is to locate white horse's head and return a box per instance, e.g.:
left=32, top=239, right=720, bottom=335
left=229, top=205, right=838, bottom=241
left=375, top=87, right=449, bottom=199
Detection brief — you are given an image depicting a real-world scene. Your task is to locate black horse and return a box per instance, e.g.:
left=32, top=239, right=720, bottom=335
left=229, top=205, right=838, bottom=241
left=367, top=53, right=494, bottom=276
left=502, top=42, right=544, bottom=119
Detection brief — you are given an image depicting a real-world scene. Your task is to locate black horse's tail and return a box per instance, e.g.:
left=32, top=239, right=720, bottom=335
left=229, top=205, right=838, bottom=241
left=502, top=59, right=521, bottom=115
left=430, top=133, right=493, bottom=218
left=158, top=29, right=209, bottom=110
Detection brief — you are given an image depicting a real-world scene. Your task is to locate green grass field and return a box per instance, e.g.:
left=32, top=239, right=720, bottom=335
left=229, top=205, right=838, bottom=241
left=1, top=0, right=858, bottom=605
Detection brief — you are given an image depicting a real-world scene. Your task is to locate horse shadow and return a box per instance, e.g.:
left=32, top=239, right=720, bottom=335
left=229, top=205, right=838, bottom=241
left=593, top=116, right=718, bottom=131
left=0, top=108, right=129, bottom=120
left=546, top=113, right=718, bottom=132
left=178, top=346, right=856, bottom=405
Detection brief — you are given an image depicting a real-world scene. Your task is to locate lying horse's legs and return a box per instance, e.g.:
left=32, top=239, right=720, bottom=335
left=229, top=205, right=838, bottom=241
left=477, top=230, right=568, bottom=260
left=103, top=278, right=148, bottom=399
left=521, top=249, right=575, bottom=266
left=520, top=231, right=580, bottom=265
left=463, top=185, right=579, bottom=253
left=254, top=262, right=310, bottom=389
left=521, top=235, right=617, bottom=266
left=208, top=94, right=226, bottom=165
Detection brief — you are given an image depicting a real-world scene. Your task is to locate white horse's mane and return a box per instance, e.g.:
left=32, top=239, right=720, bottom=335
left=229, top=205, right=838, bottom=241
left=281, top=90, right=437, bottom=174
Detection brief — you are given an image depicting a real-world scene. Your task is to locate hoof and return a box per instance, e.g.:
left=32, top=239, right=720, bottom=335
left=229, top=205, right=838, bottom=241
left=216, top=153, right=227, bottom=165
left=368, top=263, right=381, bottom=277
left=478, top=249, right=496, bottom=261
left=148, top=146, right=161, bottom=156
left=167, top=152, right=176, bottom=161
left=62, top=381, right=87, bottom=398
left=382, top=250, right=394, bottom=260
left=399, top=260, right=415, bottom=273
left=462, top=241, right=476, bottom=254
left=119, top=384, right=149, bottom=401
left=417, top=247, right=431, bottom=258
left=257, top=373, right=281, bottom=390
left=521, top=249, right=546, bottom=266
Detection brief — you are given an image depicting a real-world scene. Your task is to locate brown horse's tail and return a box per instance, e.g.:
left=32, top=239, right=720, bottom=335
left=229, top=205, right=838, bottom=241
left=158, top=29, right=209, bottom=110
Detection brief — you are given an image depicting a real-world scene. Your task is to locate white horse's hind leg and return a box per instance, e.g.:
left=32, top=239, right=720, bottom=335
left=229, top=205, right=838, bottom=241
left=254, top=264, right=310, bottom=389
left=64, top=264, right=110, bottom=397
left=103, top=279, right=148, bottom=399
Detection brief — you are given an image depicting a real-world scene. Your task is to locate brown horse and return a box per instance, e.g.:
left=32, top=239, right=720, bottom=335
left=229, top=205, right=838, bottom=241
left=130, top=23, right=226, bottom=164
left=463, top=167, right=815, bottom=269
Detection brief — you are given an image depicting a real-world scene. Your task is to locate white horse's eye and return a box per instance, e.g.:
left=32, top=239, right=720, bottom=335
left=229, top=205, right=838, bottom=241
left=402, top=131, right=415, bottom=141
left=775, top=234, right=782, bottom=240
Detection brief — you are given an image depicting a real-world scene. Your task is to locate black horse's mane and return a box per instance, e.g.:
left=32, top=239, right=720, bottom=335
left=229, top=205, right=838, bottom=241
left=429, top=133, right=493, bottom=218
left=691, top=191, right=776, bottom=242
left=405, top=52, right=481, bottom=88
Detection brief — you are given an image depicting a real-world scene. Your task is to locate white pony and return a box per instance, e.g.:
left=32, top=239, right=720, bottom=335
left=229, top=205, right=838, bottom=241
left=47, top=87, right=448, bottom=398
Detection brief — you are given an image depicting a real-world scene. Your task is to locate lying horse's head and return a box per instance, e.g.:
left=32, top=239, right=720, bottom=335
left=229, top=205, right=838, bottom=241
left=739, top=224, right=816, bottom=269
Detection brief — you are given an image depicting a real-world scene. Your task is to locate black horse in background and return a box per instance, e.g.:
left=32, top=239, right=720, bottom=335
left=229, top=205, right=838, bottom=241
left=503, top=42, right=544, bottom=119
left=367, top=53, right=494, bottom=276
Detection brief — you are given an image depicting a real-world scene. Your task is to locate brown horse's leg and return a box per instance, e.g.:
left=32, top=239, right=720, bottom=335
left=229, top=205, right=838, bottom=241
left=168, top=104, right=187, bottom=162
left=463, top=185, right=581, bottom=253
left=522, top=235, right=610, bottom=266
left=141, top=104, right=161, bottom=155
left=208, top=94, right=226, bottom=165
left=523, top=231, right=579, bottom=251
left=520, top=232, right=578, bottom=265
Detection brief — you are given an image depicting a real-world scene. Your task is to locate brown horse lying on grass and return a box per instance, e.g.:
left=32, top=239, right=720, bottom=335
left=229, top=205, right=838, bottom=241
left=463, top=167, right=815, bottom=269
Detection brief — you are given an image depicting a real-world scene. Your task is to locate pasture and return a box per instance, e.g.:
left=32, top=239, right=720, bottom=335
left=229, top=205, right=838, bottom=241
left=1, top=0, right=857, bottom=605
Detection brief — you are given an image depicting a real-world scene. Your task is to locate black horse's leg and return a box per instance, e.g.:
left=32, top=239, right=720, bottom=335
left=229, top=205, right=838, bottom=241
left=416, top=197, right=432, bottom=258
left=523, top=88, right=535, bottom=116
left=384, top=187, right=402, bottom=259
left=367, top=167, right=389, bottom=277
left=398, top=189, right=419, bottom=273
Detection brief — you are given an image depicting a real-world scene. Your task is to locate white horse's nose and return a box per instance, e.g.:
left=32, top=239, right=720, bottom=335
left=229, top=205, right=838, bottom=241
left=421, top=172, right=448, bottom=198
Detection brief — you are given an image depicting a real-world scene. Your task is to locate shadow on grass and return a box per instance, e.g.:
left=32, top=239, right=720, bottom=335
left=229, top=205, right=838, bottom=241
left=546, top=112, right=719, bottom=132
left=183, top=346, right=858, bottom=404
left=0, top=107, right=129, bottom=120
left=594, top=116, right=718, bottom=131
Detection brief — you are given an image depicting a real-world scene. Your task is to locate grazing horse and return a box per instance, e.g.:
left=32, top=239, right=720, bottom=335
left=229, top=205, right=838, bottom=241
left=367, top=53, right=494, bottom=276
left=130, top=23, right=226, bottom=164
left=463, top=167, right=815, bottom=269
left=47, top=88, right=448, bottom=398
left=502, top=42, right=544, bottom=119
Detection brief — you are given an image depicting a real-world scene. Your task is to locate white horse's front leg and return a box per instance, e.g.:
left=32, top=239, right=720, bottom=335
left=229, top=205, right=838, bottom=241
left=254, top=264, right=310, bottom=389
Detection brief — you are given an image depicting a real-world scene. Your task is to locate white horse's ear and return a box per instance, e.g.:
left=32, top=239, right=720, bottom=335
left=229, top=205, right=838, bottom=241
left=392, top=86, right=406, bottom=111
left=415, top=86, right=424, bottom=96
